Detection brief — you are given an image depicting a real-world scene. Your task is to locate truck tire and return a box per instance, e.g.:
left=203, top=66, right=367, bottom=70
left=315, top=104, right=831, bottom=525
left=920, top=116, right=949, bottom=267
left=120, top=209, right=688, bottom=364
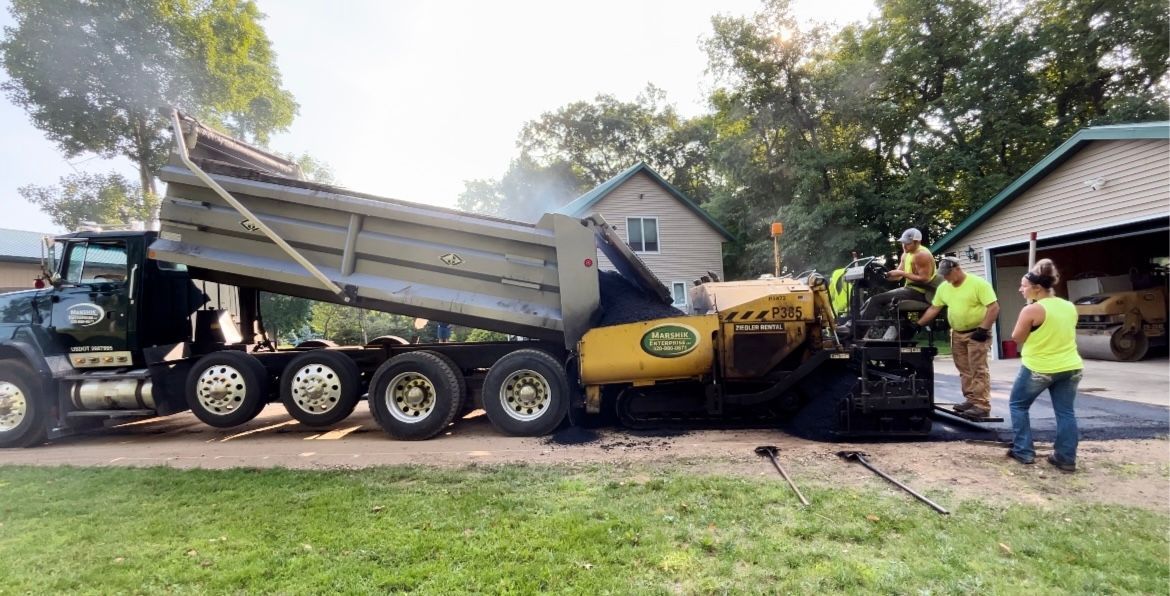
left=186, top=351, right=270, bottom=428
left=482, top=349, right=569, bottom=436
left=368, top=351, right=464, bottom=440
left=0, top=361, right=48, bottom=448
left=279, top=350, right=361, bottom=427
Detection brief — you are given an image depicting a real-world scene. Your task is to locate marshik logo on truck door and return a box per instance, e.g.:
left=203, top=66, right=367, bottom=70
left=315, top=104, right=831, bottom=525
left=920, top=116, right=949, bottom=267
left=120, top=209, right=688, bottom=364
left=640, top=324, right=700, bottom=358
left=67, top=303, right=105, bottom=326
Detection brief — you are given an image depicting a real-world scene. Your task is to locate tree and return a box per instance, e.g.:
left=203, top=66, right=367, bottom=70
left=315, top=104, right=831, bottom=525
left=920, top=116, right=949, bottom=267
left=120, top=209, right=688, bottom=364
left=309, top=302, right=424, bottom=345
left=702, top=0, right=837, bottom=275
left=519, top=85, right=717, bottom=203
left=18, top=172, right=158, bottom=230
left=259, top=293, right=311, bottom=345
left=459, top=86, right=717, bottom=219
left=1026, top=0, right=1169, bottom=130
left=465, top=328, right=509, bottom=342
left=0, top=0, right=297, bottom=203
left=457, top=156, right=586, bottom=221
left=281, top=152, right=336, bottom=185
left=701, top=0, right=1169, bottom=276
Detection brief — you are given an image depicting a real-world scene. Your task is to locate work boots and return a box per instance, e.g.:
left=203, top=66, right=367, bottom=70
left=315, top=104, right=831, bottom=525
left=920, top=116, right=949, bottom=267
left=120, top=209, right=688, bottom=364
left=963, top=406, right=990, bottom=418
left=953, top=402, right=989, bottom=418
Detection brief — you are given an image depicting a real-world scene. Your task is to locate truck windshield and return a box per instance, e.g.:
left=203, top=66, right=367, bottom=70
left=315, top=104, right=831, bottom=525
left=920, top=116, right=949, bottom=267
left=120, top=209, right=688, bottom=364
left=63, top=242, right=128, bottom=284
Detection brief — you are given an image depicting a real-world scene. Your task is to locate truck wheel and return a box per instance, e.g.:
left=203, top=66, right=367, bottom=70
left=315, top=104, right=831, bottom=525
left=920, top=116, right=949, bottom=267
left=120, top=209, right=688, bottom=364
left=279, top=350, right=361, bottom=427
left=369, top=351, right=464, bottom=440
left=186, top=351, right=270, bottom=428
left=0, top=361, right=47, bottom=448
left=482, top=349, right=569, bottom=436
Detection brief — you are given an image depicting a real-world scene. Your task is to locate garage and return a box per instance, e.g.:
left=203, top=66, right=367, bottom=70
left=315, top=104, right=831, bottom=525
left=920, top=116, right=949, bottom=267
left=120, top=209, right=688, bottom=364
left=931, top=121, right=1169, bottom=361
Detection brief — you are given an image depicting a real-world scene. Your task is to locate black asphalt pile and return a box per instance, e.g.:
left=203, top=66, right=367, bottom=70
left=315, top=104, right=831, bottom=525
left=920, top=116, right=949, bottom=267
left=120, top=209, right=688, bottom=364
left=543, top=426, right=691, bottom=448
left=597, top=270, right=683, bottom=326
left=597, top=438, right=674, bottom=452
left=544, top=426, right=601, bottom=446
left=781, top=370, right=855, bottom=442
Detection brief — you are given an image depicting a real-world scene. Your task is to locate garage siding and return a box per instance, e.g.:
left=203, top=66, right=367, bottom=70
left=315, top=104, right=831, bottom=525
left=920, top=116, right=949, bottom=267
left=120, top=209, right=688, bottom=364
left=589, top=172, right=726, bottom=298
left=0, top=262, right=40, bottom=293
left=950, top=139, right=1169, bottom=279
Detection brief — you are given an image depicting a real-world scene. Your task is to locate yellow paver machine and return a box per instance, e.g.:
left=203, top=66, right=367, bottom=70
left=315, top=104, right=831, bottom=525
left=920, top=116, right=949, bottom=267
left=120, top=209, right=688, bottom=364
left=578, top=269, right=938, bottom=436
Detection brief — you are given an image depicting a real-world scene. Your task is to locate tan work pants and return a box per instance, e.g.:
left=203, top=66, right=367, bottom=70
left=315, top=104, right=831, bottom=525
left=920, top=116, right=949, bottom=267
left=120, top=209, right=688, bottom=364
left=951, top=330, right=991, bottom=409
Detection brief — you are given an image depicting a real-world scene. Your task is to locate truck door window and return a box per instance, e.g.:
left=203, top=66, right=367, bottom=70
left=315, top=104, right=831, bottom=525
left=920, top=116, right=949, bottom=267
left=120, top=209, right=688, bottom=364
left=63, top=242, right=129, bottom=284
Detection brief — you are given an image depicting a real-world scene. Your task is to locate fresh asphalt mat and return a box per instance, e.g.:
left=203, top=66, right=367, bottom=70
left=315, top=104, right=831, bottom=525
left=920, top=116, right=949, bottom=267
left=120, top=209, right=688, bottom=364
left=931, top=371, right=1169, bottom=443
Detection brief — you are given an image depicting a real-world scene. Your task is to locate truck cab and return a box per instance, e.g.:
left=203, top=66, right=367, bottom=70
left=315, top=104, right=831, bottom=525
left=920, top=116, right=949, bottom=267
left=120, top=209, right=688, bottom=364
left=0, top=230, right=204, bottom=447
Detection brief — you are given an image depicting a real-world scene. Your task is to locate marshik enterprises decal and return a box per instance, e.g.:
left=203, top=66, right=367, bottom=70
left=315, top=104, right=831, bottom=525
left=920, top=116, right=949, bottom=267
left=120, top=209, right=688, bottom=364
left=640, top=324, right=700, bottom=358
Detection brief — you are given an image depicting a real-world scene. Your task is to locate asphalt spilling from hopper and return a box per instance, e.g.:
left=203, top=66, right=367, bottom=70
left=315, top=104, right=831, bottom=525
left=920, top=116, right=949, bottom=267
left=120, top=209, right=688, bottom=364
left=597, top=270, right=684, bottom=326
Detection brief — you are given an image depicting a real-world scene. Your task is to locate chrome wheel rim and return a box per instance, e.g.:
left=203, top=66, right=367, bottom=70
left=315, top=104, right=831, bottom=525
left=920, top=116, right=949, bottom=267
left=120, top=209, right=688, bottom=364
left=0, top=381, right=28, bottom=431
left=385, top=372, right=436, bottom=423
left=498, top=369, right=550, bottom=422
left=195, top=364, right=250, bottom=416
left=289, top=363, right=343, bottom=414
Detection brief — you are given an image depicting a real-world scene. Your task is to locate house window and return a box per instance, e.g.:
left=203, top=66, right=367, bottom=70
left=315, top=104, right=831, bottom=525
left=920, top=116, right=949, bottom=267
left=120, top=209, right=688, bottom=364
left=671, top=282, right=687, bottom=309
left=627, top=217, right=659, bottom=252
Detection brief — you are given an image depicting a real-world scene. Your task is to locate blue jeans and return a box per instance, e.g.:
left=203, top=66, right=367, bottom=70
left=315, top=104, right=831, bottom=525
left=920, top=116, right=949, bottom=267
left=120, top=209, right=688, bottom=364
left=1008, top=365, right=1083, bottom=464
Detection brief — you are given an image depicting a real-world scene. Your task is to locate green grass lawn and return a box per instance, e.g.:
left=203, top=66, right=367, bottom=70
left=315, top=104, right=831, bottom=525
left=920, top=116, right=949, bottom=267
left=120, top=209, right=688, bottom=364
left=0, top=464, right=1165, bottom=594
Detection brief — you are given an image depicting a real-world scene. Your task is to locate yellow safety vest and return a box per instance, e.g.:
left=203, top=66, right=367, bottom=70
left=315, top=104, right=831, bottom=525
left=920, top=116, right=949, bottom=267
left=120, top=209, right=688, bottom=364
left=829, top=267, right=849, bottom=315
left=902, top=246, right=937, bottom=294
left=1021, top=298, right=1084, bottom=373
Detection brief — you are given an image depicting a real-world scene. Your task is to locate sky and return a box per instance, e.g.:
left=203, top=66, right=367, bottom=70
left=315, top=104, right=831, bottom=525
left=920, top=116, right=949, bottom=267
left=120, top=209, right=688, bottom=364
left=0, top=0, right=876, bottom=234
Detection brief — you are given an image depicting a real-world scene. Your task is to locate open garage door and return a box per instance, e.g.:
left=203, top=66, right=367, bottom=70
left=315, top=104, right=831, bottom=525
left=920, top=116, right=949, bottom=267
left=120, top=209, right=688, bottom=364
left=987, top=217, right=1169, bottom=360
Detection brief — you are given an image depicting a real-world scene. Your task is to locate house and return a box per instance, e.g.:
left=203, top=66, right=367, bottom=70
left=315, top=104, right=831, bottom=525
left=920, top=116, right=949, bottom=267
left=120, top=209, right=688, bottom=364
left=0, top=228, right=49, bottom=293
left=931, top=121, right=1169, bottom=358
left=558, top=163, right=733, bottom=311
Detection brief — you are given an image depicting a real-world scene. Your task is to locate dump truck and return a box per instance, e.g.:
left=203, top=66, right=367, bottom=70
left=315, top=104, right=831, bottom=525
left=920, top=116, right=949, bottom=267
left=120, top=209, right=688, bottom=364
left=0, top=111, right=937, bottom=447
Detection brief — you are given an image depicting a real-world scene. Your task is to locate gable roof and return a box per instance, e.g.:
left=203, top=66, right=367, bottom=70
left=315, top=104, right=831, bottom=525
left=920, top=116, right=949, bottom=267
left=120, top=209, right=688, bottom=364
left=0, top=228, right=49, bottom=262
left=558, top=163, right=735, bottom=241
left=933, top=121, right=1170, bottom=253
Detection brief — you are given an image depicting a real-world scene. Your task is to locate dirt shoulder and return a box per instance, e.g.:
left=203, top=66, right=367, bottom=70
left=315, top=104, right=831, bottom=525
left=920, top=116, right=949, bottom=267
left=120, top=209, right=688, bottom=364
left=0, top=406, right=1165, bottom=513
left=536, top=429, right=1170, bottom=513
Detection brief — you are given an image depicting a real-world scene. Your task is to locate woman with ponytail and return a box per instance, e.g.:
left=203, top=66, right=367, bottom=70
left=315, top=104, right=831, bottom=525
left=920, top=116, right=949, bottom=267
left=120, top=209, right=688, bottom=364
left=1005, top=259, right=1083, bottom=472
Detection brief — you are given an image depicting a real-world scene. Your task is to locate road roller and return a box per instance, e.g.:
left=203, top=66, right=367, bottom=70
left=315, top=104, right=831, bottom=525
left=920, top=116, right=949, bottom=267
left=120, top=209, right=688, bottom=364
left=1075, top=286, right=1167, bottom=361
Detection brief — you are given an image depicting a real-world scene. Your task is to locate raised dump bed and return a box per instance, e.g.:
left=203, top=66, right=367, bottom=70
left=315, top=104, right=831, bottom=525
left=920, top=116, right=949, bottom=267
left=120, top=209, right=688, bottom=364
left=150, top=114, right=668, bottom=348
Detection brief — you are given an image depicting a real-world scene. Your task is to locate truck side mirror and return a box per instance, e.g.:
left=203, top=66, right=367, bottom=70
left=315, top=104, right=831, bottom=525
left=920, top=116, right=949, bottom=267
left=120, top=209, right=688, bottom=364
left=40, top=236, right=62, bottom=287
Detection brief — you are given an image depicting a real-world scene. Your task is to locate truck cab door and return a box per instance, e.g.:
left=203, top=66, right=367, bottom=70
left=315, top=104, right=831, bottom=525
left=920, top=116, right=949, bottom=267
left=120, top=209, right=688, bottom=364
left=52, top=240, right=134, bottom=369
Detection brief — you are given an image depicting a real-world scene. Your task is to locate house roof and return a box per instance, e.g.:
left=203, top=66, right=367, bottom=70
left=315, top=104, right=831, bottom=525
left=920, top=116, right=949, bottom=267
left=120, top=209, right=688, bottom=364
left=932, top=121, right=1170, bottom=253
left=0, top=228, right=49, bottom=262
left=557, top=162, right=735, bottom=241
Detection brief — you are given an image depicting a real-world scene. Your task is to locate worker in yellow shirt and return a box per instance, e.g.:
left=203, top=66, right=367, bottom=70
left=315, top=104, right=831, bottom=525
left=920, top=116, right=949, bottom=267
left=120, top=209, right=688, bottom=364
left=848, top=228, right=939, bottom=340
left=915, top=257, right=1000, bottom=418
left=828, top=265, right=850, bottom=317
left=1005, top=258, right=1083, bottom=472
